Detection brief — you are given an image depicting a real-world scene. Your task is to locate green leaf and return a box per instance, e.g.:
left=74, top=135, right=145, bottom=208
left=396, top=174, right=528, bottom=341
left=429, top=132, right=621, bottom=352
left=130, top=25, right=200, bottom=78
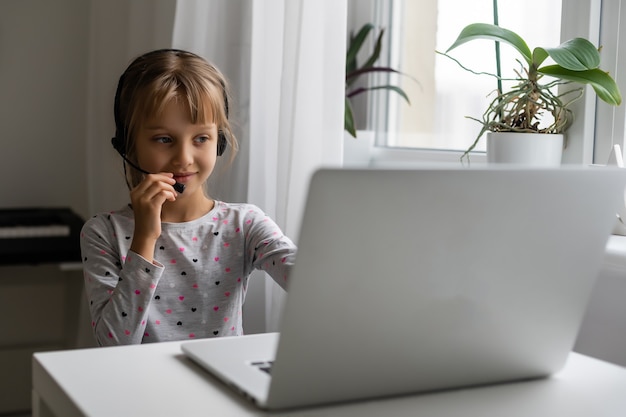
left=346, top=23, right=375, bottom=75
left=366, top=85, right=411, bottom=104
left=538, top=65, right=622, bottom=105
left=345, top=97, right=357, bottom=137
left=446, top=23, right=532, bottom=66
left=539, top=38, right=601, bottom=71
left=346, top=66, right=407, bottom=84
left=531, top=47, right=549, bottom=67
left=362, top=28, right=385, bottom=70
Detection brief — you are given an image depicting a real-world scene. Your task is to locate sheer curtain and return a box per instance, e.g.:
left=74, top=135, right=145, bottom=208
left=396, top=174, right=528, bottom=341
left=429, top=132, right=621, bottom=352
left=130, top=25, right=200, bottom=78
left=173, top=0, right=346, bottom=332
left=172, top=0, right=252, bottom=205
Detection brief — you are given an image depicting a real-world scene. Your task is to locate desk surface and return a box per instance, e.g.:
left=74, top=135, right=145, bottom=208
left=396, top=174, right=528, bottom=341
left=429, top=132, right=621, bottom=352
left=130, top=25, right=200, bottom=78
left=32, top=340, right=626, bottom=417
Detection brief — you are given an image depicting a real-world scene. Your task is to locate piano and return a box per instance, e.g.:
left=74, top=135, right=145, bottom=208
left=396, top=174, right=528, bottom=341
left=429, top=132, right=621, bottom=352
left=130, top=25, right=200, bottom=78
left=0, top=208, right=84, bottom=265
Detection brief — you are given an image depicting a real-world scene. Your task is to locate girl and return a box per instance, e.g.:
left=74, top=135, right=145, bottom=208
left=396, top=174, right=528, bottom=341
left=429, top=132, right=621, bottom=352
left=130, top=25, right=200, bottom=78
left=81, top=49, right=297, bottom=346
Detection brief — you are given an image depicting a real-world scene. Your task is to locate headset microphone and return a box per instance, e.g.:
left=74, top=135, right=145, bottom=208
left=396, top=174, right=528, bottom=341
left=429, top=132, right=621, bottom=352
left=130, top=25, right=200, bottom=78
left=111, top=137, right=186, bottom=193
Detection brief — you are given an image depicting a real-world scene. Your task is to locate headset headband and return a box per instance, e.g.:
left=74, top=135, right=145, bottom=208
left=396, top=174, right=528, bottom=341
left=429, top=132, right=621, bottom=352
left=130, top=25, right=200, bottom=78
left=112, top=49, right=228, bottom=158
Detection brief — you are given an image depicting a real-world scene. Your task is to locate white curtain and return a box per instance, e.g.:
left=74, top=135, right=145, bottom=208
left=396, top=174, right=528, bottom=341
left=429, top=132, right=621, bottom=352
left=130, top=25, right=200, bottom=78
left=173, top=0, right=347, bottom=332
left=172, top=0, right=252, bottom=205
left=248, top=0, right=347, bottom=331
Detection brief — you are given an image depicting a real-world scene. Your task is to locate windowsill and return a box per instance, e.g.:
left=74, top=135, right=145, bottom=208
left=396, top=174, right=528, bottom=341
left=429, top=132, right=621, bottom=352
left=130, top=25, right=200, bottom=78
left=369, top=145, right=486, bottom=167
left=342, top=132, right=487, bottom=167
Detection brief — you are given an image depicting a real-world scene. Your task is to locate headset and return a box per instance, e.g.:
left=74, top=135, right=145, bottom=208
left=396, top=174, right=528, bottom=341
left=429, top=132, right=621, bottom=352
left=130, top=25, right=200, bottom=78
left=111, top=49, right=229, bottom=193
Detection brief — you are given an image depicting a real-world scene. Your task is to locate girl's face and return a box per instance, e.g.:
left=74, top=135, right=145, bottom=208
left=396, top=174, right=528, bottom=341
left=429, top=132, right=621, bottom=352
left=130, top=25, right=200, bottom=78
left=134, top=99, right=219, bottom=198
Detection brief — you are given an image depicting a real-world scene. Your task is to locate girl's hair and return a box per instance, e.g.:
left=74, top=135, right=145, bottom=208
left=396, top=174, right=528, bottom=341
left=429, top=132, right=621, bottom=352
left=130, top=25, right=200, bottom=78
left=113, top=49, right=238, bottom=188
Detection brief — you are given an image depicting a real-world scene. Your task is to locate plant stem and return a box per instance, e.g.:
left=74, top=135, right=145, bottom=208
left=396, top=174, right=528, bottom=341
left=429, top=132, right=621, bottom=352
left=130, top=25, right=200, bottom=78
left=493, top=0, right=503, bottom=122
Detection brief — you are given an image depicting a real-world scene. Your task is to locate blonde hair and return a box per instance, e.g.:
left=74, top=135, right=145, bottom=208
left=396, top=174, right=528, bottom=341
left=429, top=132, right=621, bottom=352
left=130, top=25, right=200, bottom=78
left=113, top=49, right=238, bottom=188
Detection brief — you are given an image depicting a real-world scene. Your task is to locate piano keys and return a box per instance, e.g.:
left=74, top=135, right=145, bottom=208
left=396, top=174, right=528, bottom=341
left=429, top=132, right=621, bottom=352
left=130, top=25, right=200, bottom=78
left=0, top=208, right=84, bottom=265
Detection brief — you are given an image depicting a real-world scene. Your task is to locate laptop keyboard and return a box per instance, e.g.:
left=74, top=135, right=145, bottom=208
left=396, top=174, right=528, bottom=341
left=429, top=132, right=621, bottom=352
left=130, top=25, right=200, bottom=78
left=251, top=360, right=274, bottom=374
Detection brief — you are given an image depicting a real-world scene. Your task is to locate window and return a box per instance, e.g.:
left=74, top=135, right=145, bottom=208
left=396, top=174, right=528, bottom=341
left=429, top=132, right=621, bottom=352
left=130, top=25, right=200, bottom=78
left=347, top=0, right=626, bottom=165
left=594, top=0, right=626, bottom=164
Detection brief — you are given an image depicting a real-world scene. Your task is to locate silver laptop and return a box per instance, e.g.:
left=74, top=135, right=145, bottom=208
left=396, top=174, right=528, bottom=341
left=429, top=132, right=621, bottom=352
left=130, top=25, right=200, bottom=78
left=182, top=166, right=626, bottom=410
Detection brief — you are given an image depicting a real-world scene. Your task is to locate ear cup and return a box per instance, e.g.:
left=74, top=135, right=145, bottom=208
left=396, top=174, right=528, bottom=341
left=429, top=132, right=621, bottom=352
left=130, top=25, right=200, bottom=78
left=217, top=132, right=227, bottom=156
left=111, top=135, right=125, bottom=156
left=218, top=78, right=229, bottom=157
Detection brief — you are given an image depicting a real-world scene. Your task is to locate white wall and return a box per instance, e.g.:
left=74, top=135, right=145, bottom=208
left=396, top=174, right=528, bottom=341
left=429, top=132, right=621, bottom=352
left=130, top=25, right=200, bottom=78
left=0, top=0, right=90, bottom=217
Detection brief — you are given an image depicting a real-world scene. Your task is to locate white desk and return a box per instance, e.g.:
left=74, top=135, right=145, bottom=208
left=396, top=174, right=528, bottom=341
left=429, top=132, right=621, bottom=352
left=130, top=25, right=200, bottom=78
left=32, top=340, right=626, bottom=417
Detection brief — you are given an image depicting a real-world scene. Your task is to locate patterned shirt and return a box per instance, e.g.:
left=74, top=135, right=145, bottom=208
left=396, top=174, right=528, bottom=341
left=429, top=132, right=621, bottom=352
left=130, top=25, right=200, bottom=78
left=80, top=201, right=296, bottom=346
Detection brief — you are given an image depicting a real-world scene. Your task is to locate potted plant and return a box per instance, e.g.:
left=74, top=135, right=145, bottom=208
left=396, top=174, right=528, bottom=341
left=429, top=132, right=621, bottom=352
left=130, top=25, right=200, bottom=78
left=345, top=23, right=411, bottom=138
left=440, top=23, right=622, bottom=164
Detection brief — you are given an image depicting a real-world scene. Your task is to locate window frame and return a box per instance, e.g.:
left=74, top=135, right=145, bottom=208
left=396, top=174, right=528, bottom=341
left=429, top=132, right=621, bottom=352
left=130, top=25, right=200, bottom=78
left=346, top=0, right=624, bottom=167
left=594, top=0, right=626, bottom=164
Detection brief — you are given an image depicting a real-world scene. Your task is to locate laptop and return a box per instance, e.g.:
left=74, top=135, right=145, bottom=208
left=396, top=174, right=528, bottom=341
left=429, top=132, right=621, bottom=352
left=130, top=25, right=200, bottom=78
left=182, top=166, right=626, bottom=410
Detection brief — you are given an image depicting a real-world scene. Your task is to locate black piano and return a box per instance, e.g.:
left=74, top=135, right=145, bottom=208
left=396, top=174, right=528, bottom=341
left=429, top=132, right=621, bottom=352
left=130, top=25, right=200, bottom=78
left=0, top=208, right=84, bottom=265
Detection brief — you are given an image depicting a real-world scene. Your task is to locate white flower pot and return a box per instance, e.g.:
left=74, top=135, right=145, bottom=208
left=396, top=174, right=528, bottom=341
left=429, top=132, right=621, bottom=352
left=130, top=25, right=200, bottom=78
left=343, top=130, right=375, bottom=166
left=486, top=132, right=564, bottom=167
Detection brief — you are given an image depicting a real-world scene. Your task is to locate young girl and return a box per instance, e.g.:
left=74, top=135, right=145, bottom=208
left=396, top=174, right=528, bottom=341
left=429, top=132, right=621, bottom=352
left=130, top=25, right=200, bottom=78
left=81, top=49, right=297, bottom=346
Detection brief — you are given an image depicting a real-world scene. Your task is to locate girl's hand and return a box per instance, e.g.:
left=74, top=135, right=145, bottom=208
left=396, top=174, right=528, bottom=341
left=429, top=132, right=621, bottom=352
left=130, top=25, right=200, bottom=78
left=129, top=173, right=177, bottom=261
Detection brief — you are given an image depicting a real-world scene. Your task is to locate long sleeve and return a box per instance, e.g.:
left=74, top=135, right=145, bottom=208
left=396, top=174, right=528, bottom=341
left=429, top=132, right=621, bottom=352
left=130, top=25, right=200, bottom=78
left=81, top=213, right=163, bottom=346
left=243, top=210, right=296, bottom=290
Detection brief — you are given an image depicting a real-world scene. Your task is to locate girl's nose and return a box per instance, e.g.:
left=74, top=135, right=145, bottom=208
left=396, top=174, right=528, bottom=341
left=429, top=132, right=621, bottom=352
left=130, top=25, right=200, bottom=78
left=172, top=142, right=194, bottom=167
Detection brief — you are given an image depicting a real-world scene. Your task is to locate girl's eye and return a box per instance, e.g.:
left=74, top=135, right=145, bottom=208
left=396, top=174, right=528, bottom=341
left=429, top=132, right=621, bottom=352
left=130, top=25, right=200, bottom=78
left=195, top=136, right=210, bottom=144
left=155, top=136, right=172, bottom=144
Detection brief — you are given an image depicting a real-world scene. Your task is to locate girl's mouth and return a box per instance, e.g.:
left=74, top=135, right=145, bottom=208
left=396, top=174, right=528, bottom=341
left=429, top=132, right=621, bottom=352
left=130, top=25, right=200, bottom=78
left=173, top=173, right=195, bottom=183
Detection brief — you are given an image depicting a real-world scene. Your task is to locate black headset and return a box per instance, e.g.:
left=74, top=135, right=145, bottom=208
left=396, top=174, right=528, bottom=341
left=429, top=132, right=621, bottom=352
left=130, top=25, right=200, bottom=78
left=111, top=49, right=229, bottom=192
